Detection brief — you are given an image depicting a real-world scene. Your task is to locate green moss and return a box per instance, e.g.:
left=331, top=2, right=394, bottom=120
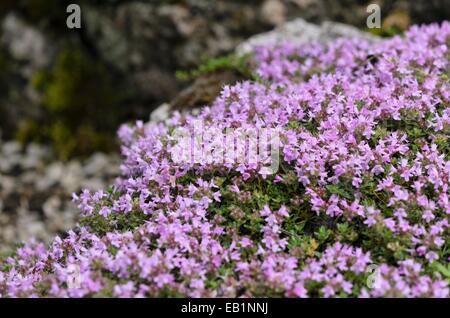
left=176, top=53, right=255, bottom=81
left=15, top=119, right=43, bottom=144
left=20, top=47, right=123, bottom=159
left=366, top=25, right=404, bottom=38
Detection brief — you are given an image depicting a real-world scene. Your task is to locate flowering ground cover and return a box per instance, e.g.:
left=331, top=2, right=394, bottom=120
left=0, top=22, right=449, bottom=298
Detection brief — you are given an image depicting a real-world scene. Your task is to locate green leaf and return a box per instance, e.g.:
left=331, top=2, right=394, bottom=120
left=326, top=184, right=352, bottom=199
left=435, top=263, right=450, bottom=279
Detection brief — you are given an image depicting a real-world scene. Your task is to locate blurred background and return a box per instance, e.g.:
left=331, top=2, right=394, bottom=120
left=0, top=0, right=448, bottom=251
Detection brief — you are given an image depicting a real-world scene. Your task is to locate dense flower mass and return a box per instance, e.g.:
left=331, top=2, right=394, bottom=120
left=1, top=23, right=449, bottom=298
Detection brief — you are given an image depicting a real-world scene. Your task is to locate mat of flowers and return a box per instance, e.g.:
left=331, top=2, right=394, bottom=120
left=1, top=22, right=449, bottom=298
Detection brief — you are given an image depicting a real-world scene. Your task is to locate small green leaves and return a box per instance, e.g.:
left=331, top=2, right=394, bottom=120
left=326, top=184, right=352, bottom=199
left=315, top=226, right=332, bottom=243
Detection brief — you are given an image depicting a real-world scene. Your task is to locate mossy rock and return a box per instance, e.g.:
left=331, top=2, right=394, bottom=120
left=20, top=47, right=123, bottom=159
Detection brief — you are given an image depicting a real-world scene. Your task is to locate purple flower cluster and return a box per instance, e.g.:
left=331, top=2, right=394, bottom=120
left=1, top=23, right=449, bottom=298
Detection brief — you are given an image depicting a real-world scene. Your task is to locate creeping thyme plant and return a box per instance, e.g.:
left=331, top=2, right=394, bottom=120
left=1, top=23, right=449, bottom=298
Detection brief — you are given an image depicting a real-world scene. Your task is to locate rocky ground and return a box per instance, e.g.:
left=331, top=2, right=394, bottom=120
left=0, top=141, right=120, bottom=251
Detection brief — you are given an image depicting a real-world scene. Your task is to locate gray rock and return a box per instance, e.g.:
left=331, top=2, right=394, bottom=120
left=1, top=14, right=54, bottom=71
left=236, top=18, right=379, bottom=56
left=1, top=141, right=21, bottom=157
left=35, top=162, right=63, bottom=192
left=0, top=144, right=121, bottom=251
left=150, top=103, right=171, bottom=123
left=0, top=175, right=15, bottom=195
left=83, top=153, right=120, bottom=177
left=261, top=0, right=287, bottom=26
left=60, top=161, right=84, bottom=194
left=83, top=5, right=130, bottom=72
left=21, top=144, right=48, bottom=170
left=42, top=196, right=61, bottom=218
